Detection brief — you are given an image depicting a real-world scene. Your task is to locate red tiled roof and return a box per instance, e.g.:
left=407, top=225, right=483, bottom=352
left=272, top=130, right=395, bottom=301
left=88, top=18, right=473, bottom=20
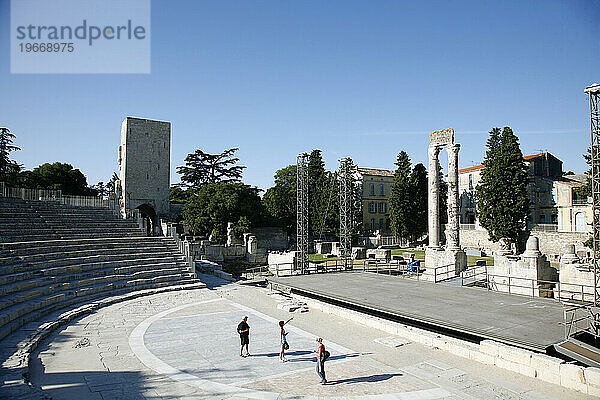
left=458, top=153, right=545, bottom=174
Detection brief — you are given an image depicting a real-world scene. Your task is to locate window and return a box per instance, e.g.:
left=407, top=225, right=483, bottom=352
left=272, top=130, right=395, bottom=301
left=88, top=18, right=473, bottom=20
left=371, top=219, right=375, bottom=230
left=370, top=183, right=375, bottom=195
left=378, top=202, right=383, bottom=213
left=368, top=202, right=375, bottom=213
left=383, top=202, right=387, bottom=213
left=380, top=184, right=384, bottom=196
left=379, top=219, right=384, bottom=229
left=468, top=174, right=473, bottom=191
left=386, top=219, right=391, bottom=229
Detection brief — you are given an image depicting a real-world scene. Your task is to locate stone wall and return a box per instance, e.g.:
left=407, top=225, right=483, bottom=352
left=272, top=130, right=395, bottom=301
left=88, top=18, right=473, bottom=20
left=559, top=245, right=594, bottom=302
left=249, top=227, right=288, bottom=251
left=267, top=251, right=297, bottom=275
left=461, top=229, right=589, bottom=256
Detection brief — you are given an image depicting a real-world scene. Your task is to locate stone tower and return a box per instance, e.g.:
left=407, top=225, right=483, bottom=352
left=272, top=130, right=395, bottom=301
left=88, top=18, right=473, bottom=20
left=117, top=117, right=171, bottom=224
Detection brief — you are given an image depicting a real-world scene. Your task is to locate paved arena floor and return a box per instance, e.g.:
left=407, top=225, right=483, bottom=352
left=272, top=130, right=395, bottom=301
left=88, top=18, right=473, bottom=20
left=30, top=274, right=588, bottom=399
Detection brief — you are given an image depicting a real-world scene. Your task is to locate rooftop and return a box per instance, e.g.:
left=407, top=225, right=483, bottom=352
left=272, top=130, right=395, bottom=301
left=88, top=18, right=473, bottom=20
left=458, top=152, right=546, bottom=174
left=357, top=167, right=395, bottom=177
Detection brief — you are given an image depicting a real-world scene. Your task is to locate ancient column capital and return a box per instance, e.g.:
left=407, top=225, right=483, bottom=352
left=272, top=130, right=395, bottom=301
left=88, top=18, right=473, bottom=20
left=428, top=145, right=441, bottom=158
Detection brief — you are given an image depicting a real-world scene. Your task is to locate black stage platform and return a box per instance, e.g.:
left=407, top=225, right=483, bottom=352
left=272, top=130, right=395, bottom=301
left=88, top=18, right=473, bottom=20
left=267, top=272, right=566, bottom=352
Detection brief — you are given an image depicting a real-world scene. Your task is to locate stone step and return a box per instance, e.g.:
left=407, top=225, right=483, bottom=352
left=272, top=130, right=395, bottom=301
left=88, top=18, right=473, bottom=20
left=57, top=232, right=143, bottom=240
left=55, top=226, right=141, bottom=233
left=0, top=264, right=193, bottom=310
left=0, top=234, right=62, bottom=243
left=0, top=228, right=56, bottom=235
left=0, top=278, right=203, bottom=342
left=0, top=245, right=171, bottom=266
left=0, top=242, right=175, bottom=262
left=0, top=250, right=182, bottom=274
left=0, top=259, right=189, bottom=287
left=1, top=236, right=172, bottom=254
left=0, top=213, right=42, bottom=220
left=0, top=222, right=138, bottom=231
left=0, top=255, right=186, bottom=278
left=0, top=275, right=201, bottom=341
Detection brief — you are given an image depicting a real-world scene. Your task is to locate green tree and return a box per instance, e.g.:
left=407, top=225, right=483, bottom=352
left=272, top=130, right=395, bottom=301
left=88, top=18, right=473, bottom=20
left=475, top=127, right=530, bottom=244
left=263, top=165, right=297, bottom=234
left=308, top=149, right=328, bottom=236
left=106, top=172, right=119, bottom=197
left=20, top=162, right=96, bottom=195
left=0, top=127, right=21, bottom=184
left=91, top=181, right=106, bottom=197
left=183, top=182, right=265, bottom=237
left=573, top=146, right=592, bottom=199
left=177, top=148, right=246, bottom=187
left=406, top=163, right=428, bottom=242
left=169, top=185, right=190, bottom=204
left=389, top=151, right=412, bottom=241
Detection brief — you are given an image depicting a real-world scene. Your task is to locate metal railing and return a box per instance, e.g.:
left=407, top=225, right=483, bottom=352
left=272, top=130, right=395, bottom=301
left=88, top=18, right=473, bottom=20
left=459, top=224, right=476, bottom=230
left=461, top=265, right=488, bottom=286
left=358, top=236, right=401, bottom=247
left=564, top=305, right=600, bottom=340
left=431, top=264, right=459, bottom=283
left=572, top=199, right=590, bottom=207
left=462, top=267, right=595, bottom=302
left=1, top=182, right=120, bottom=213
left=242, top=265, right=271, bottom=280
left=530, top=224, right=558, bottom=232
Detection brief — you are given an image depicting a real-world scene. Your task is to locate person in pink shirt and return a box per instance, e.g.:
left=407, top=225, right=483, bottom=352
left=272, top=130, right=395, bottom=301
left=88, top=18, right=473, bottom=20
left=314, top=337, right=327, bottom=384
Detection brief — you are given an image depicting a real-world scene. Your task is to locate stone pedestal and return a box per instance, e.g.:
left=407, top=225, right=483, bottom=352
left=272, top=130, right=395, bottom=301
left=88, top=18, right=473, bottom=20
left=424, top=247, right=467, bottom=281
left=492, top=237, right=558, bottom=297
left=559, top=243, right=594, bottom=302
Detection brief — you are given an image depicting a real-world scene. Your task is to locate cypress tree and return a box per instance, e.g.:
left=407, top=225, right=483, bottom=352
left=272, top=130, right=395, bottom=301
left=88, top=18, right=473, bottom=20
left=389, top=151, right=412, bottom=241
left=407, top=163, right=428, bottom=243
left=475, top=127, right=530, bottom=244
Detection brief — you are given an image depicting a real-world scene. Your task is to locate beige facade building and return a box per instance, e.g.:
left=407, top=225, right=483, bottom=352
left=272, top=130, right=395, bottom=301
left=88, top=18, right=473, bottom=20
left=458, top=152, right=591, bottom=233
left=355, top=167, right=394, bottom=234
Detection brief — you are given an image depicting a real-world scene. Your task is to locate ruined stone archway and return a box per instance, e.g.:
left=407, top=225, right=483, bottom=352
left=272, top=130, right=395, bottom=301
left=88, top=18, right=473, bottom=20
left=136, top=203, right=157, bottom=236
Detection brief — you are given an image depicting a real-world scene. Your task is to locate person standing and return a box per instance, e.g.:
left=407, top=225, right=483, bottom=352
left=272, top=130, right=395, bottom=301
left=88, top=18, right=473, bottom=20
left=278, top=317, right=293, bottom=362
left=314, top=337, right=327, bottom=384
left=237, top=316, right=250, bottom=357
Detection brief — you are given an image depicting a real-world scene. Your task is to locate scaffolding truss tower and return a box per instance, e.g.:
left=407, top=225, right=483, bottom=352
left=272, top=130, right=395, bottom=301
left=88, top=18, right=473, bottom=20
left=586, top=83, right=600, bottom=307
left=339, top=157, right=353, bottom=270
left=296, top=153, right=309, bottom=274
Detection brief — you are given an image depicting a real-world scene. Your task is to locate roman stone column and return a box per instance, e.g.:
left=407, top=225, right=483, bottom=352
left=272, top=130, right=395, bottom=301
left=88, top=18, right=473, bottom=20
left=446, top=143, right=460, bottom=250
left=428, top=145, right=441, bottom=248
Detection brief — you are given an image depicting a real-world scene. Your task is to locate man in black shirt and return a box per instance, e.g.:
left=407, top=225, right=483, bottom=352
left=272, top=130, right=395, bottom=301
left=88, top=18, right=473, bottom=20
left=237, top=316, right=250, bottom=357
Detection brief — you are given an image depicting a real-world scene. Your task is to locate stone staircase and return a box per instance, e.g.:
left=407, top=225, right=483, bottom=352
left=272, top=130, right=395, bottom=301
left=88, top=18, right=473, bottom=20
left=0, top=196, right=204, bottom=342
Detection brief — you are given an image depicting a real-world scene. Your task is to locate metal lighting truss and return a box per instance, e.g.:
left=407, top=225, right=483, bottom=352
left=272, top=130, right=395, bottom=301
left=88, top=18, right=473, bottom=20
left=339, top=157, right=353, bottom=270
left=584, top=83, right=600, bottom=339
left=296, top=153, right=309, bottom=274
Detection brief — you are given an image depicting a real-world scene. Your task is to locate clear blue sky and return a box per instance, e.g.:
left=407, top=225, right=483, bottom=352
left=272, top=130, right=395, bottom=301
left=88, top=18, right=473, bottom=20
left=1, top=0, right=598, bottom=190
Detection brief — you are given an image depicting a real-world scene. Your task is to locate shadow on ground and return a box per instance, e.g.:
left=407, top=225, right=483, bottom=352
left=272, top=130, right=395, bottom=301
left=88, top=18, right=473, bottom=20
left=328, top=373, right=403, bottom=385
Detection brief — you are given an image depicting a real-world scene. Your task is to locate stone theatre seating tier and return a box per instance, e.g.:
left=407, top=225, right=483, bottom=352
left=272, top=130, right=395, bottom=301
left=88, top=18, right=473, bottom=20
left=0, top=197, right=203, bottom=341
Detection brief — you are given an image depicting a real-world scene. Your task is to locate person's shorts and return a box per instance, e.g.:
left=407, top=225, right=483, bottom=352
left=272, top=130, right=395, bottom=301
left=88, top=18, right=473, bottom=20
left=240, top=334, right=249, bottom=345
